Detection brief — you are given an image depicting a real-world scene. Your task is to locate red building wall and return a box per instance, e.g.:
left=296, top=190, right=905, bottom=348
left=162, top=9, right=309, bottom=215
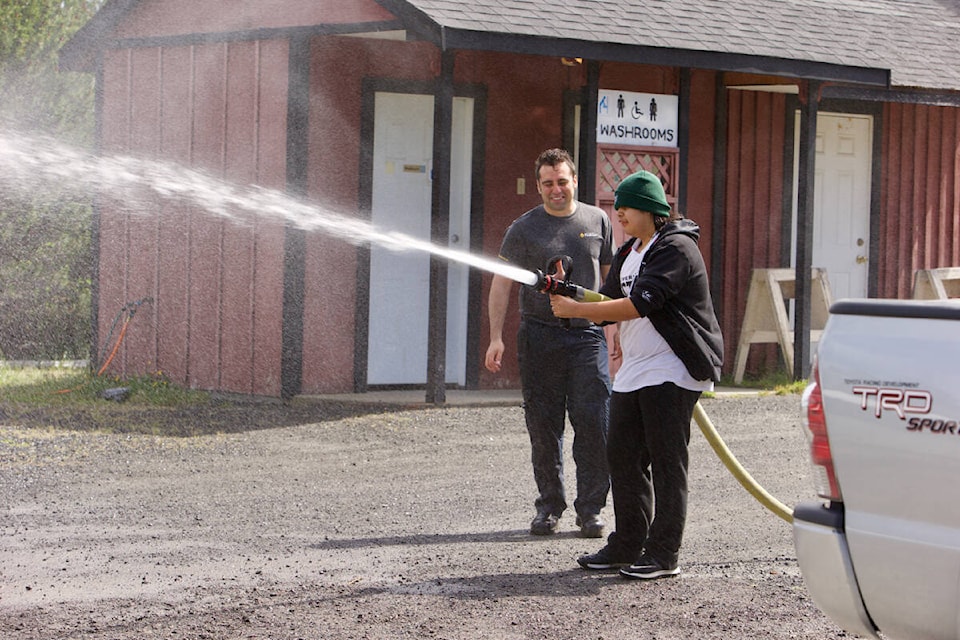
left=98, top=39, right=289, bottom=395
left=880, top=103, right=960, bottom=298
left=89, top=0, right=960, bottom=395
left=721, top=89, right=788, bottom=374
left=470, top=51, right=589, bottom=389
left=95, top=0, right=399, bottom=395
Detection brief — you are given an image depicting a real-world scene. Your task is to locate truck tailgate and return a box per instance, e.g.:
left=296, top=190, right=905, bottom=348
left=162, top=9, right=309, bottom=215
left=817, top=300, right=960, bottom=640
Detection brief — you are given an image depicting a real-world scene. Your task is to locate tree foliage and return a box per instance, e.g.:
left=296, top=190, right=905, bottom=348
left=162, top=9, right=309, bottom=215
left=0, top=0, right=102, bottom=360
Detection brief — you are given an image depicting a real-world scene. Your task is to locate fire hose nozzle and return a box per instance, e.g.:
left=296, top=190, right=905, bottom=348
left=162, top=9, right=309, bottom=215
left=531, top=269, right=576, bottom=298
left=530, top=269, right=612, bottom=303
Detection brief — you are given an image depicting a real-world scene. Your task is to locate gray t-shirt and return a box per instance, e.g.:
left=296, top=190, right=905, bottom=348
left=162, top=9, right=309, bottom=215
left=498, top=202, right=614, bottom=327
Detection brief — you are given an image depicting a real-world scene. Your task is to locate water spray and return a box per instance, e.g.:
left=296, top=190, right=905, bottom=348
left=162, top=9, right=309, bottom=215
left=0, top=129, right=537, bottom=286
left=0, top=129, right=618, bottom=300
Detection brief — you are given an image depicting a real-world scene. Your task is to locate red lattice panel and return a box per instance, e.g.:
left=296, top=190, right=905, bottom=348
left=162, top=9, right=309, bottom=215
left=596, top=144, right=679, bottom=206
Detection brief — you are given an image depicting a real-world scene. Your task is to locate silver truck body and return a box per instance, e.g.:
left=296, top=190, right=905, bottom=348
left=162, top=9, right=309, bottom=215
left=793, top=299, right=960, bottom=640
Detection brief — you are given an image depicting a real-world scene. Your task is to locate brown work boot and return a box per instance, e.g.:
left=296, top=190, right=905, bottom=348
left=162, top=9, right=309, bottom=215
left=575, top=514, right=604, bottom=538
left=530, top=511, right=559, bottom=535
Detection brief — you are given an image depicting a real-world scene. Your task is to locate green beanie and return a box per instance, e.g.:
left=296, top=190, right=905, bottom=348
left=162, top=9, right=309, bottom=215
left=614, top=170, right=671, bottom=217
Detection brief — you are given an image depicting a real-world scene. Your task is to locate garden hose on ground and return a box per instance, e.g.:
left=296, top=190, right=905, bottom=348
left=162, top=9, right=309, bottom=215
left=694, top=400, right=794, bottom=523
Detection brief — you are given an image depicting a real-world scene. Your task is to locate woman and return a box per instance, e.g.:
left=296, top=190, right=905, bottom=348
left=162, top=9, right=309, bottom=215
left=550, top=169, right=723, bottom=580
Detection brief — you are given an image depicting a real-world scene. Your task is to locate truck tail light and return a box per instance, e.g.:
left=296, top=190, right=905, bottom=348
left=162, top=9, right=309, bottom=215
left=802, top=358, right=842, bottom=502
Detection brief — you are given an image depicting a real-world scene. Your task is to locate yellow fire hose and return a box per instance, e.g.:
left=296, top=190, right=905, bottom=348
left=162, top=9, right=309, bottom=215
left=694, top=401, right=794, bottom=523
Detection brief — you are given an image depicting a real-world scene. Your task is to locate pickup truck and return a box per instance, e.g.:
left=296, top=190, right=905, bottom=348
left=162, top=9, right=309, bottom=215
left=793, top=298, right=960, bottom=640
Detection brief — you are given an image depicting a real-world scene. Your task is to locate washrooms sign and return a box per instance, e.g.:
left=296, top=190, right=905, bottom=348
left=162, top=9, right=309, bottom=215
left=597, top=90, right=679, bottom=148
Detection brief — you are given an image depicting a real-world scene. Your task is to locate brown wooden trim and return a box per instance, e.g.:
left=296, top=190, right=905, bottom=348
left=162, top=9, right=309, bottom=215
left=281, top=34, right=310, bottom=399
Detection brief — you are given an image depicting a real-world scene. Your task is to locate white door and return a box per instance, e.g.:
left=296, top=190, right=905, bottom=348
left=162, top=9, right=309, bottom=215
left=792, top=112, right=873, bottom=300
left=368, top=92, right=472, bottom=385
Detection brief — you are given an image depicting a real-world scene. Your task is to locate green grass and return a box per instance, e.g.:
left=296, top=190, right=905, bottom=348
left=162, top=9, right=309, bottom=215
left=0, top=366, right=210, bottom=406
left=0, top=366, right=224, bottom=435
left=720, top=370, right=808, bottom=396
left=770, top=379, right=809, bottom=395
left=0, top=365, right=386, bottom=436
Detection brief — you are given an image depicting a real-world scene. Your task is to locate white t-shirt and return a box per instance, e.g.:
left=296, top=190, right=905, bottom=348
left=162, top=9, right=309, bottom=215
left=612, top=237, right=714, bottom=394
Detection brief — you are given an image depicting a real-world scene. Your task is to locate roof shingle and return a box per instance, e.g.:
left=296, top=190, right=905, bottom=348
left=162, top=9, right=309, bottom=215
left=402, top=0, right=960, bottom=91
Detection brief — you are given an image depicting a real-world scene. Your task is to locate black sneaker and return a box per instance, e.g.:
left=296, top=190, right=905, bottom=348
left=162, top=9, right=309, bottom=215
left=619, top=554, right=680, bottom=580
left=575, top=514, right=605, bottom=538
left=577, top=545, right=634, bottom=570
left=530, top=512, right=559, bottom=535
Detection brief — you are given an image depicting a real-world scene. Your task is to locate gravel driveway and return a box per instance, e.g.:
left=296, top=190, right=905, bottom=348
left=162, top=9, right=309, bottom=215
left=0, top=393, right=847, bottom=639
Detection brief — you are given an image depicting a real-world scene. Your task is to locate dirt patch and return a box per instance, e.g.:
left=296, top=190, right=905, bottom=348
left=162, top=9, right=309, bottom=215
left=0, top=395, right=847, bottom=639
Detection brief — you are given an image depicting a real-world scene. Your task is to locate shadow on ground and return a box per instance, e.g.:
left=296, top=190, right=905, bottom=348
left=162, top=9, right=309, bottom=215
left=0, top=397, right=396, bottom=436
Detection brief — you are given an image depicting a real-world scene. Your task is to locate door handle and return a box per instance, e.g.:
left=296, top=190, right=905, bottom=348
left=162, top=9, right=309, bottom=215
left=856, top=255, right=867, bottom=264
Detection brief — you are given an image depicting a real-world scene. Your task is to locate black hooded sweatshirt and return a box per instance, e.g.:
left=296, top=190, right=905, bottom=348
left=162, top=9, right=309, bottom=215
left=599, top=218, right=724, bottom=383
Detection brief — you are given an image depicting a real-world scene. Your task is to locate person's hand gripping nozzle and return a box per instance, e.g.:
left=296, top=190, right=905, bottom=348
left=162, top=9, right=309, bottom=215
left=530, top=255, right=612, bottom=303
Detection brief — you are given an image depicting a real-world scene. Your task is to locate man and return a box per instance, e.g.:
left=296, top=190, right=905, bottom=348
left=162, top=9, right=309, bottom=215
left=550, top=170, right=723, bottom=579
left=485, top=148, right=613, bottom=538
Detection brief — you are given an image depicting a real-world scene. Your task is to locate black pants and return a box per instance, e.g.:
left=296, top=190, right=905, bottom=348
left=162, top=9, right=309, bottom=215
left=607, top=382, right=700, bottom=566
left=517, top=321, right=610, bottom=520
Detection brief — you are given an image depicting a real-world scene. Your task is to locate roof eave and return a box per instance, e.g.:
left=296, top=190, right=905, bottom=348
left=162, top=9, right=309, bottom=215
left=60, top=0, right=891, bottom=89
left=438, top=29, right=890, bottom=88
left=60, top=0, right=141, bottom=73
left=374, top=0, right=444, bottom=47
